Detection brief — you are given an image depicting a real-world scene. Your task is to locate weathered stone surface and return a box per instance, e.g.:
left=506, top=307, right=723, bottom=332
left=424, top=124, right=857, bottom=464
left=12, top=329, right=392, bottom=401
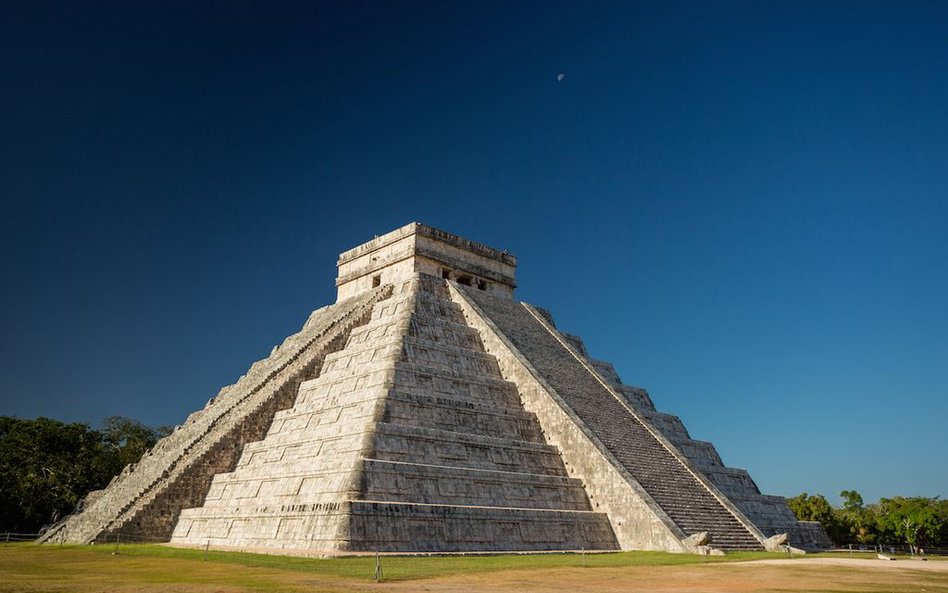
left=451, top=285, right=766, bottom=551
left=42, top=223, right=831, bottom=552
left=39, top=287, right=390, bottom=545
left=168, top=275, right=617, bottom=552
left=683, top=531, right=711, bottom=547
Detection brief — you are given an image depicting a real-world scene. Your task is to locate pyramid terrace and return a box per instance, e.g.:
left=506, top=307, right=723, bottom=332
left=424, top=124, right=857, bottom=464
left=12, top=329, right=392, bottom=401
left=39, top=223, right=830, bottom=554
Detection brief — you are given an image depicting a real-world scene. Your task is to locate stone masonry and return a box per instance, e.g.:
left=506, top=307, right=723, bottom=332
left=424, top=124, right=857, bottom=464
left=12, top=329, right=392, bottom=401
left=171, top=275, right=616, bottom=551
left=42, top=222, right=831, bottom=552
left=38, top=287, right=390, bottom=545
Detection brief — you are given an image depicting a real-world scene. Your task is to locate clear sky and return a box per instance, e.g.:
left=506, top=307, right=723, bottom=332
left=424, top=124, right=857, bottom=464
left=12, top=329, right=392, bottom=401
left=2, top=1, right=946, bottom=505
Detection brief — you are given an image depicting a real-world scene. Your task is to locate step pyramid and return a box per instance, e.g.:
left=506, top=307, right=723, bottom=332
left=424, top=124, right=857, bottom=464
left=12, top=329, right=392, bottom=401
left=41, top=223, right=831, bottom=553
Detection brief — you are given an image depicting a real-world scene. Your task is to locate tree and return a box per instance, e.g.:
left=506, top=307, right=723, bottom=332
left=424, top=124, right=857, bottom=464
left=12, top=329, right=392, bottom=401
left=788, top=492, right=833, bottom=523
left=0, top=415, right=167, bottom=534
left=0, top=417, right=113, bottom=532
left=100, top=416, right=163, bottom=472
left=787, top=492, right=846, bottom=544
left=839, top=489, right=877, bottom=545
left=876, top=497, right=945, bottom=553
left=840, top=490, right=863, bottom=512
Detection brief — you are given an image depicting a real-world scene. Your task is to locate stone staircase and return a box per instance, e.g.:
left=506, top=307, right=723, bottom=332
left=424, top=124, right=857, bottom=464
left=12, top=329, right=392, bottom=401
left=39, top=286, right=390, bottom=544
left=170, top=280, right=420, bottom=549
left=348, top=276, right=617, bottom=551
left=458, top=286, right=764, bottom=551
left=584, top=346, right=833, bottom=550
left=171, top=276, right=617, bottom=552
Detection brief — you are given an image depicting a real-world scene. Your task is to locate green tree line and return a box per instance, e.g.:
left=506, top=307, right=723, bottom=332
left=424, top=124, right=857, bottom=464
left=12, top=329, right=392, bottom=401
left=789, top=491, right=948, bottom=551
left=0, top=416, right=170, bottom=533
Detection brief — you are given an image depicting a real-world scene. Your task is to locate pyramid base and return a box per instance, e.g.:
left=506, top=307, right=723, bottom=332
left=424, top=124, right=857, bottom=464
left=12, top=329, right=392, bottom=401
left=172, top=500, right=619, bottom=552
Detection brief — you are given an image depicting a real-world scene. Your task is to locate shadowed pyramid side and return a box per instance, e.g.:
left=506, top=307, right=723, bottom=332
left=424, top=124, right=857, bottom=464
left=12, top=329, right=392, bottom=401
left=39, top=286, right=390, bottom=545
left=171, top=280, right=412, bottom=549
left=578, top=349, right=833, bottom=550
left=451, top=283, right=767, bottom=552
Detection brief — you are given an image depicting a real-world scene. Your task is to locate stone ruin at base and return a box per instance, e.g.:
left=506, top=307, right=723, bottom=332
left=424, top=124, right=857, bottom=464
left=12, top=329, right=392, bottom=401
left=39, top=223, right=832, bottom=554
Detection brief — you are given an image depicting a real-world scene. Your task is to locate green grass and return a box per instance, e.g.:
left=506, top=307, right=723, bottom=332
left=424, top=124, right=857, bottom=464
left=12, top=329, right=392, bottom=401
left=2, top=543, right=784, bottom=582
left=3, top=544, right=946, bottom=593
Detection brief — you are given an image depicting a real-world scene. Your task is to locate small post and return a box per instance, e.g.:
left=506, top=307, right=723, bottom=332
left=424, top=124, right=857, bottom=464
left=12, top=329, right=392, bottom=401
left=204, top=540, right=210, bottom=561
left=113, top=533, right=120, bottom=555
left=581, top=546, right=586, bottom=568
left=59, top=530, right=64, bottom=549
left=848, top=543, right=852, bottom=557
left=374, top=551, right=382, bottom=583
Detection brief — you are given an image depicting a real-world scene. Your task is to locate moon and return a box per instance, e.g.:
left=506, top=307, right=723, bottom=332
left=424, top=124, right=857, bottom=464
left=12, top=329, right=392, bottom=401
left=556, top=73, right=565, bottom=82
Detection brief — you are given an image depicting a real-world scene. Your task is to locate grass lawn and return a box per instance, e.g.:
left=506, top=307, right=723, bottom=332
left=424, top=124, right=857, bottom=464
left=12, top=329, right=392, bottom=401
left=0, top=543, right=778, bottom=582
left=1, top=543, right=946, bottom=593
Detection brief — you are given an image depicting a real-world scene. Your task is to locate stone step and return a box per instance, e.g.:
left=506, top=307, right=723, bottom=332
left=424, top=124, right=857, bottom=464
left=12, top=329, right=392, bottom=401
left=174, top=499, right=619, bottom=552
left=346, top=501, right=618, bottom=552
left=382, top=390, right=543, bottom=442
left=461, top=287, right=764, bottom=550
left=361, top=459, right=591, bottom=510
left=410, top=299, right=468, bottom=325
left=399, top=337, right=504, bottom=378
left=195, top=467, right=357, bottom=509
left=392, top=362, right=522, bottom=406
left=372, top=422, right=568, bottom=476
left=407, top=318, right=484, bottom=350
left=234, top=427, right=369, bottom=472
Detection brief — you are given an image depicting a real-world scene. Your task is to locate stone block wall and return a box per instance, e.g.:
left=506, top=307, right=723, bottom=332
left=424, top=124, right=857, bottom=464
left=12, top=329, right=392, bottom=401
left=347, top=502, right=617, bottom=552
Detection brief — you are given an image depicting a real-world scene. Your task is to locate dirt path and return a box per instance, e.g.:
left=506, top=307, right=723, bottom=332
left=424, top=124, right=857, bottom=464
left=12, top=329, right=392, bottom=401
left=370, top=558, right=948, bottom=593
left=751, top=556, right=948, bottom=571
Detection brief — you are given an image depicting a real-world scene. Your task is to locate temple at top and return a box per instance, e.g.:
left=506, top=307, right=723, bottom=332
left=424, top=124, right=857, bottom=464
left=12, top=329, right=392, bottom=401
left=336, top=222, right=517, bottom=301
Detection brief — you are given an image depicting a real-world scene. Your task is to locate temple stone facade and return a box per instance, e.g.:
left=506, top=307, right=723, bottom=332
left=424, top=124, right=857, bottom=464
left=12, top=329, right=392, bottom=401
left=40, top=222, right=831, bottom=553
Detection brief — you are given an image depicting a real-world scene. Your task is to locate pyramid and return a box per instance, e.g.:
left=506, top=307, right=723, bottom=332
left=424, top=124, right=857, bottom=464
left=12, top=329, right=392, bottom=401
left=41, top=223, right=831, bottom=553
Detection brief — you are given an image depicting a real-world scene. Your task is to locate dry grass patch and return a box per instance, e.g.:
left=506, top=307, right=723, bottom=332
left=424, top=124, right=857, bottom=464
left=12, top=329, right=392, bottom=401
left=1, top=544, right=946, bottom=593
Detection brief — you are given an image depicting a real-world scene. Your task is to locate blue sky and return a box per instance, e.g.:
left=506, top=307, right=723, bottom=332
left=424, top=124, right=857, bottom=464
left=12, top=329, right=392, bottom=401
left=1, top=1, right=946, bottom=504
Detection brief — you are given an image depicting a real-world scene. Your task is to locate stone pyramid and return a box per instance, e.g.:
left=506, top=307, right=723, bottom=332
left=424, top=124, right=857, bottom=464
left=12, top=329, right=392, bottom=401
left=41, top=223, right=831, bottom=553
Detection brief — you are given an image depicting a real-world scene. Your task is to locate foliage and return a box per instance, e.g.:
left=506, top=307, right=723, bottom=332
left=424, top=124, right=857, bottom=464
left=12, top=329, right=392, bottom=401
left=788, top=489, right=947, bottom=549
left=0, top=416, right=165, bottom=533
left=100, top=416, right=168, bottom=471
left=839, top=489, right=875, bottom=544
left=786, top=493, right=847, bottom=543
left=876, top=496, right=946, bottom=552
left=787, top=492, right=833, bottom=523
